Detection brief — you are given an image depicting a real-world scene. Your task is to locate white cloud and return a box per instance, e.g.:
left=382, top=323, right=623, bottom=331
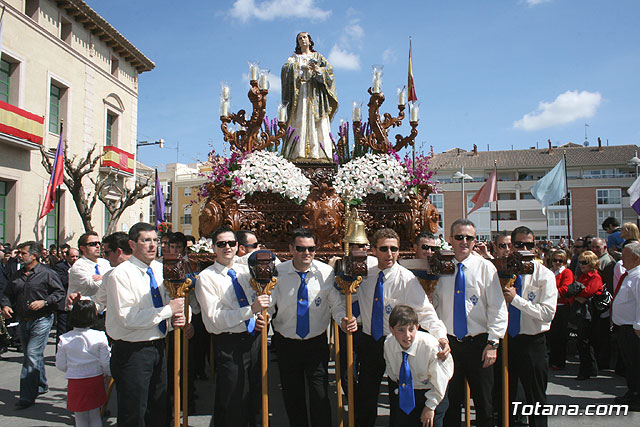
left=229, top=0, right=331, bottom=22
left=382, top=48, right=397, bottom=64
left=513, top=90, right=602, bottom=131
left=344, top=20, right=364, bottom=43
left=241, top=72, right=282, bottom=93
left=524, top=0, right=552, bottom=6
left=328, top=45, right=360, bottom=71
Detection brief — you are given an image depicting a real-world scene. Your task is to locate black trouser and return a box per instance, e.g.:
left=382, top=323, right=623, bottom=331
left=338, top=326, right=363, bottom=396
left=272, top=331, right=332, bottom=427
left=616, top=325, right=640, bottom=398
left=111, top=339, right=167, bottom=427
left=548, top=304, right=570, bottom=368
left=355, top=332, right=386, bottom=427
left=444, top=334, right=494, bottom=427
left=55, top=309, right=68, bottom=346
left=592, top=312, right=612, bottom=369
left=388, top=378, right=429, bottom=427
left=576, top=314, right=598, bottom=377
left=508, top=333, right=549, bottom=427
left=191, top=312, right=209, bottom=378
left=212, top=331, right=261, bottom=427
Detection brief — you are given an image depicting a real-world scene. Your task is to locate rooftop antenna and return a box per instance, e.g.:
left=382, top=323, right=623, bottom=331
left=584, top=123, right=589, bottom=145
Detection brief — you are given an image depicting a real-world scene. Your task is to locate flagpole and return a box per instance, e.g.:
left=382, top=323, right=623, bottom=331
left=563, top=152, right=571, bottom=240
left=494, top=160, right=499, bottom=235
left=55, top=120, right=64, bottom=249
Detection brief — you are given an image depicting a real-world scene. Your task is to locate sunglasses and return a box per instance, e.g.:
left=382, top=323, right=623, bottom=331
left=243, top=242, right=259, bottom=249
left=498, top=243, right=510, bottom=249
left=378, top=246, right=399, bottom=253
left=85, top=241, right=101, bottom=247
left=552, top=259, right=564, bottom=263
left=453, top=235, right=476, bottom=242
left=578, top=260, right=590, bottom=266
left=215, top=240, right=237, bottom=248
left=421, top=244, right=439, bottom=251
left=513, top=241, right=535, bottom=250
left=295, top=245, right=316, bottom=253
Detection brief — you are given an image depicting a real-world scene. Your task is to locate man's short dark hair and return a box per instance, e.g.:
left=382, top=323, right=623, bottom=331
left=68, top=300, right=98, bottom=329
left=450, top=219, right=475, bottom=236
left=493, top=231, right=510, bottom=244
left=161, top=232, right=173, bottom=241
left=290, top=228, right=316, bottom=245
left=103, top=232, right=132, bottom=255
left=60, top=243, right=70, bottom=251
left=78, top=231, right=99, bottom=248
left=212, top=226, right=235, bottom=243
left=185, top=235, right=196, bottom=244
left=602, top=217, right=620, bottom=230
left=389, top=305, right=419, bottom=328
left=128, top=222, right=156, bottom=242
left=237, top=230, right=256, bottom=247
left=511, top=226, right=534, bottom=241
left=17, top=241, right=42, bottom=260
left=371, top=228, right=399, bottom=248
left=414, top=232, right=436, bottom=245
left=169, top=232, right=187, bottom=249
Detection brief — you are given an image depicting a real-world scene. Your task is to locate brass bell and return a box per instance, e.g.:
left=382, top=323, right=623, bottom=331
left=343, top=208, right=369, bottom=246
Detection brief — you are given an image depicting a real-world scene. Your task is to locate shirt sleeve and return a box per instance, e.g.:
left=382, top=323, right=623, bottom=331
left=424, top=347, right=454, bottom=410
left=406, top=276, right=447, bottom=340
left=484, top=262, right=508, bottom=342
left=69, top=262, right=101, bottom=296
left=195, top=270, right=253, bottom=333
left=99, top=334, right=111, bottom=376
left=108, top=269, right=173, bottom=330
left=55, top=340, right=67, bottom=372
left=327, top=270, right=347, bottom=323
left=46, top=270, right=66, bottom=308
left=511, top=266, right=557, bottom=323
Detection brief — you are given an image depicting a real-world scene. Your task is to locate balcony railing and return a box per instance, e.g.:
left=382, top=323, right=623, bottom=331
left=0, top=100, right=45, bottom=148
left=101, top=146, right=134, bottom=175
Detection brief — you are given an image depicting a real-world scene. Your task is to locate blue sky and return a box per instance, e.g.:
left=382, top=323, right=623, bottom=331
left=88, top=0, right=640, bottom=169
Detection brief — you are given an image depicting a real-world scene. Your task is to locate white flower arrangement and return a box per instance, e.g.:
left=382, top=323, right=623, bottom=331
left=189, top=237, right=214, bottom=253
left=334, top=153, right=411, bottom=203
left=230, top=151, right=311, bottom=204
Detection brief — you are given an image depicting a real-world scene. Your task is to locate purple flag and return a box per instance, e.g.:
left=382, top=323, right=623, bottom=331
left=155, top=169, right=165, bottom=226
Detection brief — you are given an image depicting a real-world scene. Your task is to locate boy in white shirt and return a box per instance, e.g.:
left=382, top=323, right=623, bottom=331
left=384, top=305, right=453, bottom=427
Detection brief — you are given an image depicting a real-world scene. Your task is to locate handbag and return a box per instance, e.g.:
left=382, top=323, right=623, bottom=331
left=565, top=281, right=585, bottom=298
left=592, top=286, right=613, bottom=312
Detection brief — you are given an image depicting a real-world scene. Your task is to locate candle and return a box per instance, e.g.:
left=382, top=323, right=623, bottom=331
left=249, top=63, right=259, bottom=81
left=352, top=102, right=361, bottom=122
left=410, top=102, right=419, bottom=122
left=278, top=104, right=287, bottom=122
left=221, top=84, right=230, bottom=101
left=372, top=77, right=381, bottom=94
left=259, top=74, right=269, bottom=90
left=220, top=100, right=229, bottom=117
left=397, top=86, right=406, bottom=106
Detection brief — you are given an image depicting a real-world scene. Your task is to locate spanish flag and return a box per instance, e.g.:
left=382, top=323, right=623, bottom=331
left=408, top=38, right=418, bottom=103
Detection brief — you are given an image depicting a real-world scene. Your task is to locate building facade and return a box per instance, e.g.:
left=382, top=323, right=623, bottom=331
left=429, top=141, right=640, bottom=242
left=0, top=0, right=154, bottom=246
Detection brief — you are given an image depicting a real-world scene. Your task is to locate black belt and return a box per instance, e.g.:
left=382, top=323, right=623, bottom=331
left=447, top=333, right=488, bottom=343
left=113, top=338, right=164, bottom=348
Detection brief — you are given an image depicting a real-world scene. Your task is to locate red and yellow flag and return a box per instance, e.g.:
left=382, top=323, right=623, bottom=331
left=408, top=38, right=418, bottom=102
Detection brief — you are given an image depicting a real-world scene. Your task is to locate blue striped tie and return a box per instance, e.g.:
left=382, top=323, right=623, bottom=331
left=147, top=267, right=166, bottom=334
left=399, top=351, right=415, bottom=414
left=228, top=268, right=255, bottom=334
left=454, top=263, right=468, bottom=340
left=296, top=272, right=310, bottom=338
left=508, top=275, right=522, bottom=337
left=371, top=271, right=385, bottom=341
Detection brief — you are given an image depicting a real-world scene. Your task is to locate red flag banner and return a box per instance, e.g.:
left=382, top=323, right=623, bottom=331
left=468, top=167, right=497, bottom=215
left=408, top=39, right=418, bottom=102
left=39, top=133, right=64, bottom=219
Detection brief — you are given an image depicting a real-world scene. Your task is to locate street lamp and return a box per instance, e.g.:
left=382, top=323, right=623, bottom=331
left=136, top=139, right=165, bottom=153
left=452, top=167, right=473, bottom=219
left=628, top=151, right=640, bottom=225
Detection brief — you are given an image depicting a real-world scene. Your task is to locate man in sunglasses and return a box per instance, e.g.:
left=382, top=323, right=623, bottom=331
left=235, top=230, right=281, bottom=266
left=271, top=228, right=357, bottom=427
left=414, top=232, right=439, bottom=260
left=433, top=219, right=507, bottom=427
left=67, top=231, right=111, bottom=306
left=196, top=225, right=269, bottom=426
left=356, top=228, right=448, bottom=427
left=493, top=232, right=512, bottom=259
left=503, top=226, right=557, bottom=427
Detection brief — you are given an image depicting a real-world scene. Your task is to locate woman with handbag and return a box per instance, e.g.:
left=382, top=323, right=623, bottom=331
left=548, top=249, right=574, bottom=370
left=574, top=251, right=602, bottom=380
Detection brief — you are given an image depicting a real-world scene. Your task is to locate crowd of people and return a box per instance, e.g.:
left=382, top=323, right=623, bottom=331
left=0, top=215, right=638, bottom=427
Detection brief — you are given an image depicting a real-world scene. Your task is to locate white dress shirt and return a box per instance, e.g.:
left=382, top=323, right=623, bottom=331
left=68, top=256, right=112, bottom=298
left=612, top=264, right=640, bottom=329
left=196, top=261, right=257, bottom=335
left=104, top=256, right=173, bottom=342
left=56, top=327, right=111, bottom=379
left=272, top=259, right=345, bottom=340
left=433, top=254, right=508, bottom=342
left=384, top=330, right=454, bottom=410
left=509, top=262, right=557, bottom=335
left=357, top=262, right=447, bottom=340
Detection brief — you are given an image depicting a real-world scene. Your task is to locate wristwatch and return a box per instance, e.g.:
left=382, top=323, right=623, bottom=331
left=487, top=340, right=499, bottom=349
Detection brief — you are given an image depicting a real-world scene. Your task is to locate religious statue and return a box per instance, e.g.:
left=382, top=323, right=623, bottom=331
left=281, top=32, right=339, bottom=162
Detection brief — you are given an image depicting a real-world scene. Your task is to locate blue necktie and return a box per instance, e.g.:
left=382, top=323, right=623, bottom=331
left=454, top=263, right=468, bottom=340
left=147, top=267, right=166, bottom=334
left=352, top=300, right=361, bottom=319
left=228, top=268, right=255, bottom=334
left=296, top=272, right=310, bottom=338
left=371, top=271, right=385, bottom=341
left=508, top=275, right=522, bottom=337
left=399, top=351, right=415, bottom=414
left=95, top=264, right=100, bottom=275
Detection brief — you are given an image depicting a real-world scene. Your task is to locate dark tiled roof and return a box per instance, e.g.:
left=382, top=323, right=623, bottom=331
left=429, top=143, right=639, bottom=171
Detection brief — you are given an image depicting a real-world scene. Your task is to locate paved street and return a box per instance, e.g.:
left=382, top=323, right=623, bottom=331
left=0, top=331, right=638, bottom=426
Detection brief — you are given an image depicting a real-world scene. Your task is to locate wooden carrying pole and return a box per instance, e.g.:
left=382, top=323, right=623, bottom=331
left=465, top=381, right=471, bottom=427
left=345, top=293, right=356, bottom=427
left=182, top=294, right=191, bottom=427
left=173, top=326, right=181, bottom=427
left=260, top=307, right=269, bottom=427
left=502, top=335, right=509, bottom=427
left=333, top=321, right=344, bottom=427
